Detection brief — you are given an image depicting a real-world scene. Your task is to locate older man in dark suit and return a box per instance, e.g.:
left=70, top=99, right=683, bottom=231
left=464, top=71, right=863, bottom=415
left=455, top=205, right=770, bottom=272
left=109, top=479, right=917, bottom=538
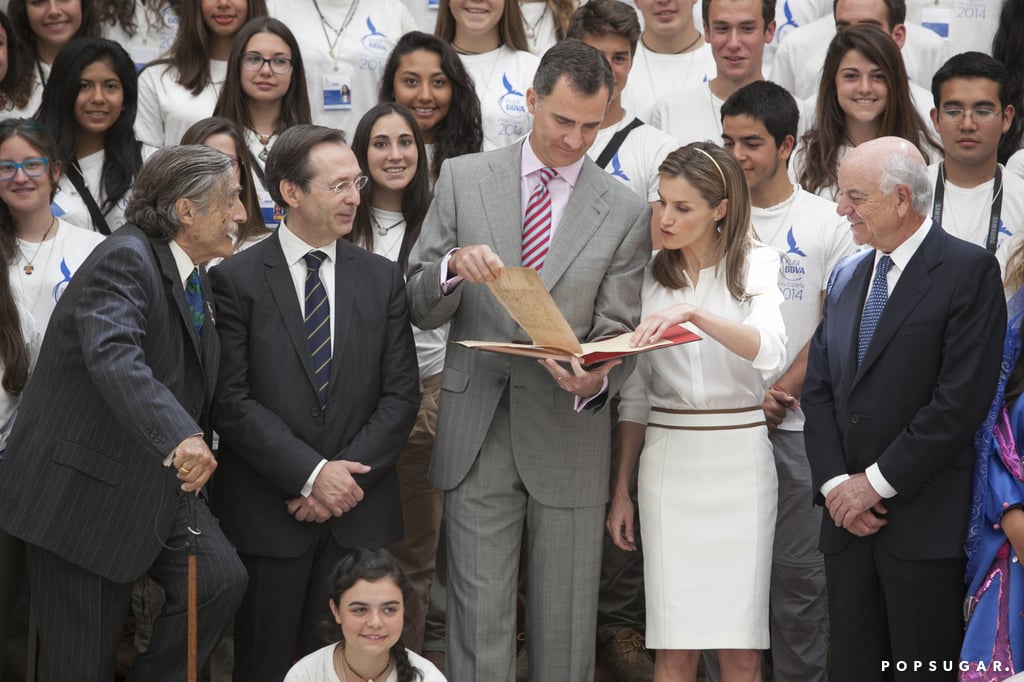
left=0, top=145, right=249, bottom=681
left=210, top=124, right=419, bottom=680
left=803, top=136, right=1006, bottom=680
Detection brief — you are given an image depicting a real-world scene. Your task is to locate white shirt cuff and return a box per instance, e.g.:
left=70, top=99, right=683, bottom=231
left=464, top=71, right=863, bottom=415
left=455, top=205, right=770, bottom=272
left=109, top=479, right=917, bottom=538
left=440, top=249, right=463, bottom=295
left=573, top=376, right=609, bottom=412
left=820, top=473, right=850, bottom=498
left=301, top=459, right=328, bottom=498
left=865, top=463, right=897, bottom=499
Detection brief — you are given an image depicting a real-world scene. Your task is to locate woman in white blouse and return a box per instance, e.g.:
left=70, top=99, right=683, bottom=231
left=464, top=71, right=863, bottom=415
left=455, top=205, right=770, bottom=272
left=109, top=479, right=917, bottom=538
left=608, top=142, right=786, bottom=682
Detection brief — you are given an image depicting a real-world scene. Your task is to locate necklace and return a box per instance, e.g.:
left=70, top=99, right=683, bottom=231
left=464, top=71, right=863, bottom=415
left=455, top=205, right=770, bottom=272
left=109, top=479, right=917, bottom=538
left=311, top=0, right=359, bottom=69
left=706, top=83, right=722, bottom=136
left=249, top=129, right=274, bottom=162
left=520, top=1, right=549, bottom=52
left=18, top=216, right=57, bottom=275
left=371, top=211, right=404, bottom=237
left=759, top=185, right=797, bottom=248
left=640, top=39, right=697, bottom=110
left=341, top=645, right=392, bottom=682
left=640, top=31, right=703, bottom=55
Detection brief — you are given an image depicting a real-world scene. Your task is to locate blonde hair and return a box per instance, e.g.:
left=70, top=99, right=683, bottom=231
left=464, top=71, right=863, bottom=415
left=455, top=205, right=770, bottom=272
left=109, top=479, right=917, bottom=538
left=652, top=142, right=754, bottom=301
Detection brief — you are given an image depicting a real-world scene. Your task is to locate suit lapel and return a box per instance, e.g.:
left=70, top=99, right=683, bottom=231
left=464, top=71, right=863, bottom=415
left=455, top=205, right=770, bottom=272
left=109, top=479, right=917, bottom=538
left=480, top=144, right=525, bottom=267
left=852, top=228, right=940, bottom=387
left=540, top=161, right=609, bottom=290
left=151, top=237, right=201, bottom=356
left=263, top=232, right=319, bottom=388
left=832, top=252, right=873, bottom=393
left=328, top=242, right=355, bottom=390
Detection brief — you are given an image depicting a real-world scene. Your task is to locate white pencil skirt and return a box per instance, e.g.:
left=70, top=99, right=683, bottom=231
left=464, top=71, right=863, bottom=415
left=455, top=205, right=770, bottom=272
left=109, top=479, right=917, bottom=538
left=638, top=406, right=778, bottom=650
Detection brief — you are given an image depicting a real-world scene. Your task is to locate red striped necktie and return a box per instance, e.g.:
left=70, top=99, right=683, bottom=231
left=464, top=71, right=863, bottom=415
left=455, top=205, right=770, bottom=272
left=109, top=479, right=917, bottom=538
left=522, top=167, right=557, bottom=270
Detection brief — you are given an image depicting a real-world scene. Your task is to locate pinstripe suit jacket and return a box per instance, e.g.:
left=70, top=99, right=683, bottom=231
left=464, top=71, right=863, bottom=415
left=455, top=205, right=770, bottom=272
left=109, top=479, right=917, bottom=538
left=0, top=226, right=216, bottom=583
left=406, top=142, right=651, bottom=508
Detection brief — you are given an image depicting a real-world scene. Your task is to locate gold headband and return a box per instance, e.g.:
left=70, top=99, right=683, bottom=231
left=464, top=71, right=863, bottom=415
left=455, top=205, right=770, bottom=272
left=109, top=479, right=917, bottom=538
left=694, top=146, right=727, bottom=190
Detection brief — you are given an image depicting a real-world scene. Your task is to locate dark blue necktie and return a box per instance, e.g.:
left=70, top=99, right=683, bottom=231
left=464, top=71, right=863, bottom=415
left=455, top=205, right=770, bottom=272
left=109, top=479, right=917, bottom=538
left=184, top=267, right=205, bottom=338
left=303, top=251, right=331, bottom=407
left=857, top=255, right=893, bottom=366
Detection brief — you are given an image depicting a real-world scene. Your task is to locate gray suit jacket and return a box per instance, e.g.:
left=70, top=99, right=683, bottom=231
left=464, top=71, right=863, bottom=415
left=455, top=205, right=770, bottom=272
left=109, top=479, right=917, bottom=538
left=0, top=227, right=214, bottom=583
left=406, top=142, right=651, bottom=508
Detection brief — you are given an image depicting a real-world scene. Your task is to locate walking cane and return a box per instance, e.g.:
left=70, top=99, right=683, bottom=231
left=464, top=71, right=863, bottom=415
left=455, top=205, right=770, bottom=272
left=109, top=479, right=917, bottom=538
left=186, top=493, right=201, bottom=682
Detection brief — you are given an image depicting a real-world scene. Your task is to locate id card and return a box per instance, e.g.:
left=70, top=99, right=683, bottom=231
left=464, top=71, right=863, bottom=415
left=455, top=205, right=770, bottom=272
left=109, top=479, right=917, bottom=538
left=322, top=74, right=353, bottom=111
left=258, top=191, right=283, bottom=228
left=428, top=0, right=439, bottom=7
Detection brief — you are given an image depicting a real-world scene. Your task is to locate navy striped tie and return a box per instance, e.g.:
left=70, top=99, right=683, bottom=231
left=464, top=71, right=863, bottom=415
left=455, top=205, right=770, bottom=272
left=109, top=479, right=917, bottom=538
left=303, top=251, right=331, bottom=407
left=857, top=255, right=893, bottom=366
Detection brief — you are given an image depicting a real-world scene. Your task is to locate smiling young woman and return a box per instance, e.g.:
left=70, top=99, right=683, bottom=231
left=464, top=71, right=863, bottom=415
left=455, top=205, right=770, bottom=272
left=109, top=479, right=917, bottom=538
left=34, top=37, right=147, bottom=236
left=135, top=0, right=268, bottom=147
left=213, top=16, right=310, bottom=228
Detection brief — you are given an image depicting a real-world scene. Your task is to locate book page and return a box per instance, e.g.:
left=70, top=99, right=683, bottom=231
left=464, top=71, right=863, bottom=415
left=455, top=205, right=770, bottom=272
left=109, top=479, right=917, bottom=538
left=485, top=267, right=582, bottom=355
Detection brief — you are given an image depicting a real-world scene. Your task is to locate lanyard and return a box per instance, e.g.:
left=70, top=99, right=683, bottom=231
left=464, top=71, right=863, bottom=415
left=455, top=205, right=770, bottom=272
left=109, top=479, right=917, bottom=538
left=932, top=161, right=1003, bottom=253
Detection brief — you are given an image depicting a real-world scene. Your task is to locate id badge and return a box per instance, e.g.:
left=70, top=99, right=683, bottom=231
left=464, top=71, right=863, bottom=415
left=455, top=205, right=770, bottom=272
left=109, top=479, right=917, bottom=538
left=50, top=189, right=73, bottom=218
left=258, top=191, right=282, bottom=227
left=322, top=74, right=353, bottom=111
left=428, top=0, right=439, bottom=7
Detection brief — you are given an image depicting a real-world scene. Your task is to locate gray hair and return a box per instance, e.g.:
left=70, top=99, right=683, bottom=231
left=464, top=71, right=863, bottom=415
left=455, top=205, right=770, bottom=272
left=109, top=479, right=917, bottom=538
left=878, top=152, right=932, bottom=215
left=125, top=145, right=234, bottom=240
left=533, top=38, right=613, bottom=101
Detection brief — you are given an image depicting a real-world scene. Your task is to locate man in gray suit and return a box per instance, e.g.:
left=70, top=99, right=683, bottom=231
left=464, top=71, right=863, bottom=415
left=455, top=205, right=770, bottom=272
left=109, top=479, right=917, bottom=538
left=406, top=39, right=652, bottom=682
left=0, top=145, right=248, bottom=681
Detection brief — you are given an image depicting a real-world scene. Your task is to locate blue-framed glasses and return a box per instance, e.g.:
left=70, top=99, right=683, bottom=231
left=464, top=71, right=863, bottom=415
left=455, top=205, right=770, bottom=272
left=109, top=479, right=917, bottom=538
left=0, top=158, right=49, bottom=181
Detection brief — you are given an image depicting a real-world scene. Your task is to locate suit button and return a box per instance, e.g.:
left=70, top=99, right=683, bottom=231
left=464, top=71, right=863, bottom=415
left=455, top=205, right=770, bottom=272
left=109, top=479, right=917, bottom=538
left=311, top=408, right=322, bottom=417
left=191, top=403, right=201, bottom=415
left=851, top=415, right=859, bottom=424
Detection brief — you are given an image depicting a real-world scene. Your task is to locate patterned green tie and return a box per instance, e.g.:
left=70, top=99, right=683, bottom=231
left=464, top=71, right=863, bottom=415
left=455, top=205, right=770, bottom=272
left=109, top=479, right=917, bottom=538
left=184, top=268, right=205, bottom=337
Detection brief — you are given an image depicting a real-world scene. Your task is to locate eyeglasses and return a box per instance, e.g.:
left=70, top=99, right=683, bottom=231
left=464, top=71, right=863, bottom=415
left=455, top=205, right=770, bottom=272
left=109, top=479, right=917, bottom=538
left=312, top=175, right=369, bottom=195
left=0, top=158, right=48, bottom=181
left=939, top=107, right=1002, bottom=123
left=240, top=52, right=294, bottom=74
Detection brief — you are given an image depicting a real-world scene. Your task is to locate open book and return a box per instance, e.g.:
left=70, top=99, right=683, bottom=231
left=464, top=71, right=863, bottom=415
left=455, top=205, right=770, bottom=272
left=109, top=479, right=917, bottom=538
left=457, top=267, right=701, bottom=363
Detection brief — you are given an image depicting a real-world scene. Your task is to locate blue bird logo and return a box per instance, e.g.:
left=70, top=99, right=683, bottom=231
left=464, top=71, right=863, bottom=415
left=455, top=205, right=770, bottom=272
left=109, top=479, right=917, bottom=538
left=786, top=227, right=807, bottom=257
left=610, top=154, right=630, bottom=181
left=498, top=74, right=527, bottom=115
left=361, top=17, right=389, bottom=53
left=53, top=258, right=72, bottom=301
left=999, top=220, right=1012, bottom=237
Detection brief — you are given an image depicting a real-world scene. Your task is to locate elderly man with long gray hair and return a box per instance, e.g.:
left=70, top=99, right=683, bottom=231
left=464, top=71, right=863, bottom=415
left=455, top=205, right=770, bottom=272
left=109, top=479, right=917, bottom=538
left=0, top=144, right=248, bottom=681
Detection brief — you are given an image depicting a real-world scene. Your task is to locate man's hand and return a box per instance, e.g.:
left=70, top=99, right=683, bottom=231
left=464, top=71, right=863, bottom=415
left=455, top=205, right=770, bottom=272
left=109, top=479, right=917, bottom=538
left=826, top=473, right=882, bottom=529
left=172, top=435, right=217, bottom=493
left=311, top=460, right=371, bottom=517
left=762, top=387, right=794, bottom=431
left=286, top=496, right=332, bottom=523
left=539, top=355, right=621, bottom=398
left=449, top=245, right=504, bottom=283
left=844, top=503, right=888, bottom=537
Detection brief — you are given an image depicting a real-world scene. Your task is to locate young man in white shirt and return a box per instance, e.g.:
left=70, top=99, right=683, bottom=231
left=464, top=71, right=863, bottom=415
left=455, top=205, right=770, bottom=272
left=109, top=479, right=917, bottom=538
left=651, top=0, right=776, bottom=145
left=620, top=0, right=717, bottom=122
left=927, top=51, right=1024, bottom=269
left=721, top=80, right=855, bottom=682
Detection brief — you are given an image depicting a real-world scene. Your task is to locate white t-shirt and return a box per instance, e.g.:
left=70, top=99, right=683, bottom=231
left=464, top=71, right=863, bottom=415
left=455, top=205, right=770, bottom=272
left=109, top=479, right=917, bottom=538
left=586, top=112, right=677, bottom=203
left=370, top=207, right=447, bottom=378
left=1007, top=148, right=1024, bottom=184
left=267, top=0, right=417, bottom=142
left=926, top=162, right=1024, bottom=258
left=788, top=140, right=851, bottom=201
left=621, top=41, right=716, bottom=124
left=905, top=0, right=999, bottom=57
left=100, top=1, right=179, bottom=71
left=765, top=0, right=833, bottom=76
left=461, top=46, right=540, bottom=151
left=650, top=81, right=725, bottom=146
left=772, top=16, right=945, bottom=101
left=0, top=302, right=41, bottom=455
left=136, top=60, right=227, bottom=147
left=400, top=0, right=439, bottom=33
left=9, top=220, right=105, bottom=330
left=283, top=644, right=447, bottom=682
left=52, top=146, right=157, bottom=234
left=752, top=186, right=855, bottom=430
